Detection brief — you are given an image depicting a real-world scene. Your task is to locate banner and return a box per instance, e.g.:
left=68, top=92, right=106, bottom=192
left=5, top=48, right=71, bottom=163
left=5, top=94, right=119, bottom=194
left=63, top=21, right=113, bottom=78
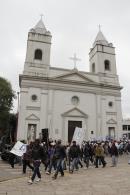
left=10, top=141, right=27, bottom=157
left=72, top=127, right=85, bottom=145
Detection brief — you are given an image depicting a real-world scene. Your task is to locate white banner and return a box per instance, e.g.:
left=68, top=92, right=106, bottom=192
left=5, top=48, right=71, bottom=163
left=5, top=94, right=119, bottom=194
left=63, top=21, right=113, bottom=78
left=10, top=141, right=27, bottom=157
left=72, top=127, right=85, bottom=145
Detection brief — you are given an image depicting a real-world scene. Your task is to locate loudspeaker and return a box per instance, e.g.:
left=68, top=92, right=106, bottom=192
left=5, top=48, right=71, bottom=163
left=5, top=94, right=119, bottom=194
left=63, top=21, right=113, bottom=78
left=41, top=128, right=49, bottom=143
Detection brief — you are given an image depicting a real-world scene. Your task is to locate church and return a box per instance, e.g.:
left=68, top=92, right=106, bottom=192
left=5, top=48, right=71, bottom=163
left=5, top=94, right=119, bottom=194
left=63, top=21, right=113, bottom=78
left=17, top=18, right=123, bottom=143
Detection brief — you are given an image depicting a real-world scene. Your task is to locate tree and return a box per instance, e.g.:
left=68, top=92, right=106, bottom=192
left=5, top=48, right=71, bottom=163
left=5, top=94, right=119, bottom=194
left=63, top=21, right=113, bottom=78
left=0, top=77, right=15, bottom=137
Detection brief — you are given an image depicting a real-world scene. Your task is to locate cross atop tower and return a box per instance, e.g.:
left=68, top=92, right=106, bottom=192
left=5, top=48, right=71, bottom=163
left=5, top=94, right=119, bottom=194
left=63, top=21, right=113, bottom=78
left=40, top=14, right=44, bottom=20
left=69, top=53, right=81, bottom=69
left=98, top=24, right=101, bottom=31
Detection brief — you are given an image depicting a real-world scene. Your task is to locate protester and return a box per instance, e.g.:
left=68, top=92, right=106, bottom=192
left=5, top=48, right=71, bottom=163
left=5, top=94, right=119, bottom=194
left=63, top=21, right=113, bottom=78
left=9, top=152, right=16, bottom=168
left=110, top=142, right=118, bottom=167
left=22, top=144, right=34, bottom=174
left=52, top=140, right=66, bottom=179
left=5, top=137, right=130, bottom=185
left=83, top=142, right=91, bottom=168
left=28, top=139, right=45, bottom=184
left=9, top=142, right=16, bottom=168
left=69, top=141, right=81, bottom=173
left=95, top=142, right=106, bottom=168
left=46, top=142, right=56, bottom=174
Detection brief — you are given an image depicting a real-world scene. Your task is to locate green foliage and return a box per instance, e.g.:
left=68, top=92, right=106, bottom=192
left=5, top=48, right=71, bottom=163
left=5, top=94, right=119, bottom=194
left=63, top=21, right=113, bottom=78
left=0, top=77, right=15, bottom=112
left=0, top=77, right=16, bottom=134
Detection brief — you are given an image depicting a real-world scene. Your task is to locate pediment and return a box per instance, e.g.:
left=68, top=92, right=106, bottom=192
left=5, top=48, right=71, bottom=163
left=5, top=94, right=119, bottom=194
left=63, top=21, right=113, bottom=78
left=26, top=114, right=40, bottom=121
left=107, top=119, right=117, bottom=124
left=52, top=70, right=95, bottom=84
left=62, top=107, right=88, bottom=118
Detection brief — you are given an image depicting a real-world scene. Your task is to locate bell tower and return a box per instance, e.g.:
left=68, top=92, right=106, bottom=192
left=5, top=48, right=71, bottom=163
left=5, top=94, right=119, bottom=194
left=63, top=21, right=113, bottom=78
left=23, top=17, right=52, bottom=76
left=89, top=29, right=117, bottom=76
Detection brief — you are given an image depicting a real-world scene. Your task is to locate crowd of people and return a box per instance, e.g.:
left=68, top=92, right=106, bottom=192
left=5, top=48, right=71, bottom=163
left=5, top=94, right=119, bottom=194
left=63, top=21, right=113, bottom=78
left=7, top=138, right=130, bottom=184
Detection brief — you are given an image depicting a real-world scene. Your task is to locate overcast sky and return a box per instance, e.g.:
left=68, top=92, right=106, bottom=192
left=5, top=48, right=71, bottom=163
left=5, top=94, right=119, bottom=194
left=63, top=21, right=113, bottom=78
left=0, top=0, right=130, bottom=118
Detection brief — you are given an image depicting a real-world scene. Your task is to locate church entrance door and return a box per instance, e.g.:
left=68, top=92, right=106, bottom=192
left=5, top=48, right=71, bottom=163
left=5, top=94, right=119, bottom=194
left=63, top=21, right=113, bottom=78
left=68, top=120, right=82, bottom=143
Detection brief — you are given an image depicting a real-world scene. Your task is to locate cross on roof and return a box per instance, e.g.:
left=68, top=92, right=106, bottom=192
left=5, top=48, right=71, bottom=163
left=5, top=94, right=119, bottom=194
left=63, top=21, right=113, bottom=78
left=69, top=53, right=81, bottom=69
left=40, top=14, right=44, bottom=20
left=98, top=24, right=101, bottom=31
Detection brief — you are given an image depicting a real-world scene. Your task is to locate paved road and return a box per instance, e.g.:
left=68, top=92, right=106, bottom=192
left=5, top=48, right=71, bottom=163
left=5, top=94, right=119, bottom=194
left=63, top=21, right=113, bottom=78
left=0, top=159, right=25, bottom=182
left=0, top=155, right=130, bottom=195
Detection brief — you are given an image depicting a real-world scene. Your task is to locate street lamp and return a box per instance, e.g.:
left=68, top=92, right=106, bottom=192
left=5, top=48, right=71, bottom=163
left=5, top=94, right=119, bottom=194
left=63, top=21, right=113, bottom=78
left=14, top=92, right=20, bottom=142
left=17, top=92, right=20, bottom=113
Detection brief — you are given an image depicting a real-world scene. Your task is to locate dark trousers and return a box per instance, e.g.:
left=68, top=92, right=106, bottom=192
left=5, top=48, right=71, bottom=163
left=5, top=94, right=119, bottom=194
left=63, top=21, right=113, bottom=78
left=70, top=157, right=79, bottom=172
left=95, top=156, right=106, bottom=167
left=31, top=160, right=41, bottom=181
left=84, top=156, right=90, bottom=168
left=22, top=160, right=34, bottom=173
left=9, top=154, right=15, bottom=168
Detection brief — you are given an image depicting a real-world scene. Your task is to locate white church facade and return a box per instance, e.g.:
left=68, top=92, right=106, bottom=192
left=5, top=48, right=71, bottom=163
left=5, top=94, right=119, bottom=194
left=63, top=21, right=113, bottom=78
left=17, top=18, right=123, bottom=143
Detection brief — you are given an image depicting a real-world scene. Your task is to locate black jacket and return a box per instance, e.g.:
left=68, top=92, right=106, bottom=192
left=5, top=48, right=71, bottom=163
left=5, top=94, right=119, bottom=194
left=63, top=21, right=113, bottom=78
left=54, top=144, right=66, bottom=159
left=69, top=145, right=80, bottom=158
left=31, top=144, right=44, bottom=160
left=110, top=145, right=118, bottom=156
left=83, top=144, right=91, bottom=157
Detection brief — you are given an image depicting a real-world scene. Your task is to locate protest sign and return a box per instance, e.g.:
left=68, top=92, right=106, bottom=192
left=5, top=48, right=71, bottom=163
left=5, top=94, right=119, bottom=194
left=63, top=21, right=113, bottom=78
left=10, top=141, right=27, bottom=156
left=72, top=127, right=85, bottom=145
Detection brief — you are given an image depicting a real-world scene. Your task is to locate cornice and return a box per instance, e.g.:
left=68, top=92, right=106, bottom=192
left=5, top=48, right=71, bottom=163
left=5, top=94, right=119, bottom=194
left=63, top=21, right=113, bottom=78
left=20, top=83, right=121, bottom=98
left=19, top=74, right=122, bottom=91
left=106, top=112, right=117, bottom=115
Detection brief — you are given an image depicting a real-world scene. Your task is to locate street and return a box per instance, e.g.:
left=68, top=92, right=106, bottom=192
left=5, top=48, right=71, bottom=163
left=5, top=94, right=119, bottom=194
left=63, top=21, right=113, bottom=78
left=0, top=155, right=130, bottom=194
left=0, top=158, right=24, bottom=182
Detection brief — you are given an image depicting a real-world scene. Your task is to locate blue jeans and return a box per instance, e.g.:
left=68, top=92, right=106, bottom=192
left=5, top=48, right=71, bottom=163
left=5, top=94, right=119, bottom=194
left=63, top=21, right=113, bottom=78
left=95, top=156, right=106, bottom=167
left=31, top=160, right=41, bottom=181
left=48, top=159, right=56, bottom=173
left=71, top=158, right=79, bottom=171
left=112, top=155, right=118, bottom=166
left=54, top=158, right=64, bottom=176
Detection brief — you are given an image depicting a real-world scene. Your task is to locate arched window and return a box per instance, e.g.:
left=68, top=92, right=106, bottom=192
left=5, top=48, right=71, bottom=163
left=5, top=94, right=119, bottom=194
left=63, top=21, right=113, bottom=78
left=104, top=60, right=110, bottom=71
left=108, top=101, right=113, bottom=107
left=92, top=63, right=95, bottom=72
left=34, top=49, right=42, bottom=60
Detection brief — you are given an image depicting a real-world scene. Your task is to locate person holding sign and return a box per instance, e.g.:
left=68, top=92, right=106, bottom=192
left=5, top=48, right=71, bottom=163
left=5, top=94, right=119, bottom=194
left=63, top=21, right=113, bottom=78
left=9, top=142, right=16, bottom=168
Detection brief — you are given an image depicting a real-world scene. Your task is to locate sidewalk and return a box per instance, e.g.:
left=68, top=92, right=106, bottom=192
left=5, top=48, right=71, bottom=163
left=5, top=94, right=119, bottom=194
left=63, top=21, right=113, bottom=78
left=0, top=155, right=130, bottom=195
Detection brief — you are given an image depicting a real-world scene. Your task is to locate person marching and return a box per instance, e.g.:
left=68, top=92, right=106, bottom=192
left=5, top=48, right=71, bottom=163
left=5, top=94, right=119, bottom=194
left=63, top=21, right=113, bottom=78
left=52, top=140, right=66, bottom=179
left=46, top=142, right=56, bottom=174
left=83, top=142, right=91, bottom=168
left=95, top=142, right=106, bottom=168
left=69, top=141, right=81, bottom=173
left=22, top=144, right=34, bottom=174
left=28, top=139, right=45, bottom=184
left=110, top=141, right=118, bottom=167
